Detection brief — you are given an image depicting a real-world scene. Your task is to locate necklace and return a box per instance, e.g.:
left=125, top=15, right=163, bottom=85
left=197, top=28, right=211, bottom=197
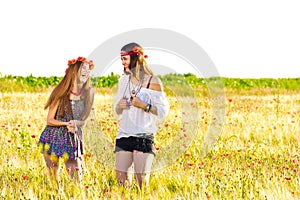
left=122, top=74, right=144, bottom=99
left=130, top=82, right=140, bottom=95
left=70, top=88, right=82, bottom=96
left=129, top=76, right=143, bottom=97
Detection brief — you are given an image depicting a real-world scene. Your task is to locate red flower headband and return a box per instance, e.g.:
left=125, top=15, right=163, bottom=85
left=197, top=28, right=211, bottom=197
left=65, top=56, right=94, bottom=74
left=120, top=47, right=148, bottom=59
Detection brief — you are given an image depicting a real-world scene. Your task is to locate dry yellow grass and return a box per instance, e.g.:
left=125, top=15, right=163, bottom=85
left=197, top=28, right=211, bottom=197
left=0, top=90, right=299, bottom=199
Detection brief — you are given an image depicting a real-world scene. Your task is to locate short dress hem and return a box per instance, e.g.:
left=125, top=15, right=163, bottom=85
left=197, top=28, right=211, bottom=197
left=38, top=100, right=84, bottom=160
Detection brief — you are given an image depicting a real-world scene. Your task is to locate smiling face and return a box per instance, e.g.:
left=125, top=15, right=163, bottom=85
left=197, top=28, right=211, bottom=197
left=121, top=53, right=131, bottom=73
left=78, top=62, right=90, bottom=84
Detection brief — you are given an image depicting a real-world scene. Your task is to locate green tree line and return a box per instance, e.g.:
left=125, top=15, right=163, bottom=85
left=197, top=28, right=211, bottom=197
left=0, top=72, right=300, bottom=92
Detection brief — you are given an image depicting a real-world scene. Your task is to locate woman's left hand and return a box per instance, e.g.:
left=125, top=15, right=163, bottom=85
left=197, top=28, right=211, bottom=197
left=67, top=120, right=78, bottom=134
left=130, top=96, right=146, bottom=109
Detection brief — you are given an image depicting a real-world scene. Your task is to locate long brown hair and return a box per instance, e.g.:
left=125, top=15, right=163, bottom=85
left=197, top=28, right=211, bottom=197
left=121, top=42, right=153, bottom=80
left=44, top=61, right=93, bottom=120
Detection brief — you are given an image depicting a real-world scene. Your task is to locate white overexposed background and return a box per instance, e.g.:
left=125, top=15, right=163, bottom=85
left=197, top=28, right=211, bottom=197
left=0, top=0, right=299, bottom=78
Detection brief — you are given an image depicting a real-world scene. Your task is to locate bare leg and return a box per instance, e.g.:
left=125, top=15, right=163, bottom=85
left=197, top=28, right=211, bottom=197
left=65, top=157, right=82, bottom=184
left=43, top=153, right=59, bottom=190
left=133, top=150, right=154, bottom=189
left=115, top=151, right=133, bottom=187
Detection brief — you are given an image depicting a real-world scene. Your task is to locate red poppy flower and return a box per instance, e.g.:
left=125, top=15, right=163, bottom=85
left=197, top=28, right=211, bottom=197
left=77, top=57, right=86, bottom=62
left=67, top=57, right=94, bottom=72
left=133, top=47, right=139, bottom=52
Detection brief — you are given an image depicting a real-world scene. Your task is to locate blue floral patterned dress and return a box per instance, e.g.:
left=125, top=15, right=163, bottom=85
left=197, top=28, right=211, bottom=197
left=38, top=100, right=84, bottom=160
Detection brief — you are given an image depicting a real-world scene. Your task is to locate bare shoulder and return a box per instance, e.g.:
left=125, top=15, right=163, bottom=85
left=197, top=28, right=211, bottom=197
left=148, top=76, right=163, bottom=92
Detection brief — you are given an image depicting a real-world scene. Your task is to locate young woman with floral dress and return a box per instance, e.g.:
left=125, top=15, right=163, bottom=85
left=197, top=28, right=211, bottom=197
left=38, top=57, right=94, bottom=188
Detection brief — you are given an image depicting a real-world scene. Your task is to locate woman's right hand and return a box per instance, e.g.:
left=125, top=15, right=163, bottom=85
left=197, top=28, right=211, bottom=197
left=118, top=97, right=129, bottom=109
left=67, top=120, right=77, bottom=134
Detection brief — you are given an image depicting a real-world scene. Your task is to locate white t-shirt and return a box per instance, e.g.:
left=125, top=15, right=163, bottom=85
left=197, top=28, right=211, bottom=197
left=114, top=75, right=170, bottom=139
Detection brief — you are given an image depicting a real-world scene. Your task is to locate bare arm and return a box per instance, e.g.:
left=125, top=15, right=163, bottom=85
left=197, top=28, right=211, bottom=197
left=130, top=76, right=163, bottom=115
left=46, top=101, right=68, bottom=127
left=46, top=99, right=81, bottom=134
left=146, top=77, right=163, bottom=115
left=116, top=97, right=129, bottom=115
left=114, top=75, right=130, bottom=116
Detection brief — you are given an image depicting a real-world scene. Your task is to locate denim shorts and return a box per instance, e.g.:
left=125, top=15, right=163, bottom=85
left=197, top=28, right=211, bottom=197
left=114, top=136, right=155, bottom=156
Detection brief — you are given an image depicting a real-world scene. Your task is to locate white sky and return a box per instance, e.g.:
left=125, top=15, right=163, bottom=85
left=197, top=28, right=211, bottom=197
left=0, top=0, right=300, bottom=78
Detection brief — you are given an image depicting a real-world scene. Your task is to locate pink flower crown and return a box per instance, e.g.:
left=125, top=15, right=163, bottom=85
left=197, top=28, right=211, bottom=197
left=65, top=57, right=94, bottom=74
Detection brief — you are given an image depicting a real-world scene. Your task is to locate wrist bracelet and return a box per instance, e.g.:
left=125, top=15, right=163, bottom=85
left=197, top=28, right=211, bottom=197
left=145, top=103, right=152, bottom=112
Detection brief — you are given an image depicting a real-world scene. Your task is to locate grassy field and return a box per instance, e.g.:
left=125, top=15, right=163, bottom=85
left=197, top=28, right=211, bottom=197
left=0, top=76, right=300, bottom=199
